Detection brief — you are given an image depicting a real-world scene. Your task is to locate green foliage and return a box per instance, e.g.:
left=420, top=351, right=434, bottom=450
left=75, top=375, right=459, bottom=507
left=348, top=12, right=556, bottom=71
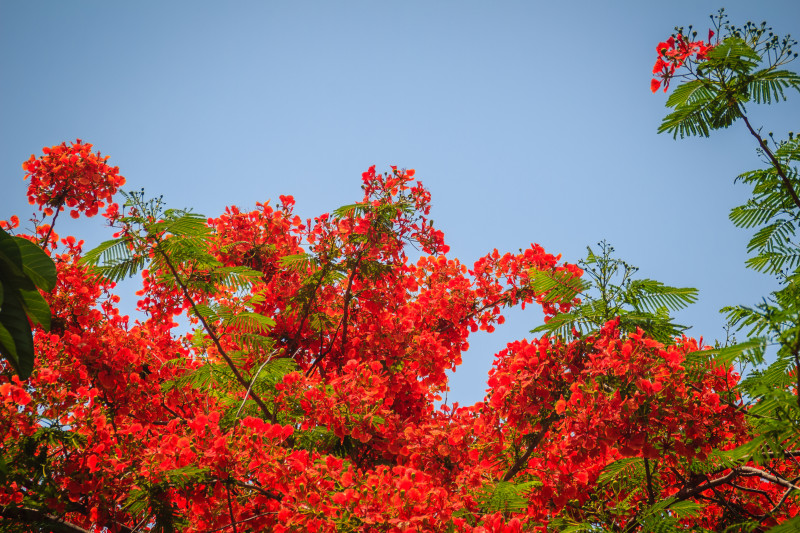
left=0, top=227, right=56, bottom=379
left=727, top=137, right=800, bottom=277
left=82, top=190, right=269, bottom=321
left=637, top=499, right=704, bottom=532
left=654, top=12, right=800, bottom=529
left=597, top=457, right=645, bottom=486
left=659, top=13, right=800, bottom=139
left=478, top=479, right=542, bottom=514
left=83, top=191, right=260, bottom=294
left=533, top=241, right=697, bottom=343
left=124, top=465, right=209, bottom=533
left=163, top=354, right=297, bottom=426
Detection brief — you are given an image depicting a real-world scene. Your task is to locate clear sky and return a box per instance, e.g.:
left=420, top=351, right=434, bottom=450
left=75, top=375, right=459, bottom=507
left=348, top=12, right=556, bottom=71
left=2, top=1, right=799, bottom=405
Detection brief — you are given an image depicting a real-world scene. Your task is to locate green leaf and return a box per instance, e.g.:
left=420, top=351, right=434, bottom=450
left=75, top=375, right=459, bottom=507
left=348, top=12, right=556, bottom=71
left=0, top=228, right=55, bottom=379
left=280, top=254, right=317, bottom=272
left=162, top=212, right=210, bottom=237
left=658, top=85, right=718, bottom=138
left=686, top=339, right=765, bottom=368
left=597, top=457, right=642, bottom=485
left=748, top=69, right=800, bottom=104
left=14, top=236, right=56, bottom=291
left=729, top=203, right=777, bottom=229
left=529, top=269, right=589, bottom=304
left=227, top=311, right=275, bottom=334
left=191, top=303, right=219, bottom=324
left=0, top=322, right=19, bottom=367
left=478, top=479, right=541, bottom=513
left=706, top=36, right=760, bottom=67
left=80, top=237, right=134, bottom=267
left=18, top=288, right=51, bottom=330
left=665, top=79, right=708, bottom=108
left=333, top=203, right=370, bottom=219
left=626, top=279, right=698, bottom=313
left=0, top=291, right=35, bottom=379
left=0, top=227, right=24, bottom=277
left=80, top=237, right=145, bottom=282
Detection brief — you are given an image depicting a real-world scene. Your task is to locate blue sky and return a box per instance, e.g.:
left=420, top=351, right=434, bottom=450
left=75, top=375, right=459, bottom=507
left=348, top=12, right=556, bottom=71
left=2, top=1, right=799, bottom=405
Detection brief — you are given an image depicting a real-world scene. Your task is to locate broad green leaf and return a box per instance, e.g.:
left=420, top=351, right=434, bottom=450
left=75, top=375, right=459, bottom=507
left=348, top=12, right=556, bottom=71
left=0, top=322, right=18, bottom=364
left=0, top=292, right=35, bottom=379
left=14, top=236, right=56, bottom=291
left=0, top=228, right=23, bottom=275
left=18, top=288, right=51, bottom=330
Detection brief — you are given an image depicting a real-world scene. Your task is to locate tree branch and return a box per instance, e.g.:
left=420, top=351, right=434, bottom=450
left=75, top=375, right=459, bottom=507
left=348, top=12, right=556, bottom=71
left=306, top=251, right=364, bottom=377
left=0, top=506, right=133, bottom=533
left=740, top=113, right=800, bottom=212
left=672, top=465, right=800, bottom=504
left=502, top=416, right=557, bottom=482
left=644, top=457, right=655, bottom=506
left=154, top=244, right=273, bottom=419
left=672, top=469, right=739, bottom=501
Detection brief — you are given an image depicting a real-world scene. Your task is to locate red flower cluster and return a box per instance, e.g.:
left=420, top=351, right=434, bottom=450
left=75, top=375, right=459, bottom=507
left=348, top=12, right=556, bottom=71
left=23, top=139, right=125, bottom=218
left=3, top=144, right=797, bottom=531
left=651, top=30, right=715, bottom=93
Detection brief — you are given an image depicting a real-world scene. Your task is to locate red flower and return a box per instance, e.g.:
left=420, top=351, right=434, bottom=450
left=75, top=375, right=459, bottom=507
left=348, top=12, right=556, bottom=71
left=650, top=32, right=716, bottom=93
left=651, top=79, right=662, bottom=93
left=23, top=139, right=125, bottom=218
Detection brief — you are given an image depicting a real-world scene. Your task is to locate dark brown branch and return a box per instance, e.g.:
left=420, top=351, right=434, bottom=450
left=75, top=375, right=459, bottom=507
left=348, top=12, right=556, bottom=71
left=767, top=486, right=796, bottom=516
left=672, top=469, right=739, bottom=501
left=288, top=264, right=331, bottom=357
left=643, top=457, right=655, bottom=506
left=502, top=416, right=557, bottom=482
left=225, top=479, right=238, bottom=533
left=0, top=506, right=133, bottom=533
left=340, top=253, right=364, bottom=352
left=792, top=337, right=800, bottom=410
left=40, top=199, right=64, bottom=249
left=673, top=466, right=800, bottom=504
left=229, top=480, right=283, bottom=500
left=306, top=251, right=364, bottom=377
left=306, top=316, right=343, bottom=377
left=740, top=113, right=800, bottom=212
left=154, top=244, right=272, bottom=419
left=728, top=481, right=776, bottom=505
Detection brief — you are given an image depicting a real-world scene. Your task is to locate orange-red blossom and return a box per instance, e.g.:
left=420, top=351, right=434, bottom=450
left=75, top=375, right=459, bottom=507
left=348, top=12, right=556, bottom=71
left=651, top=30, right=715, bottom=93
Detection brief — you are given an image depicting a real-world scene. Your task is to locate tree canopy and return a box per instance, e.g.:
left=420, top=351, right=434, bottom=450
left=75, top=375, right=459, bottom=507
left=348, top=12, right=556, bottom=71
left=2, top=9, right=800, bottom=533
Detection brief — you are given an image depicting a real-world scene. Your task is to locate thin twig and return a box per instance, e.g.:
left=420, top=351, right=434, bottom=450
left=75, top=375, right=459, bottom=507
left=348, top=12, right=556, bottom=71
left=233, top=355, right=276, bottom=426
left=203, top=511, right=277, bottom=533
